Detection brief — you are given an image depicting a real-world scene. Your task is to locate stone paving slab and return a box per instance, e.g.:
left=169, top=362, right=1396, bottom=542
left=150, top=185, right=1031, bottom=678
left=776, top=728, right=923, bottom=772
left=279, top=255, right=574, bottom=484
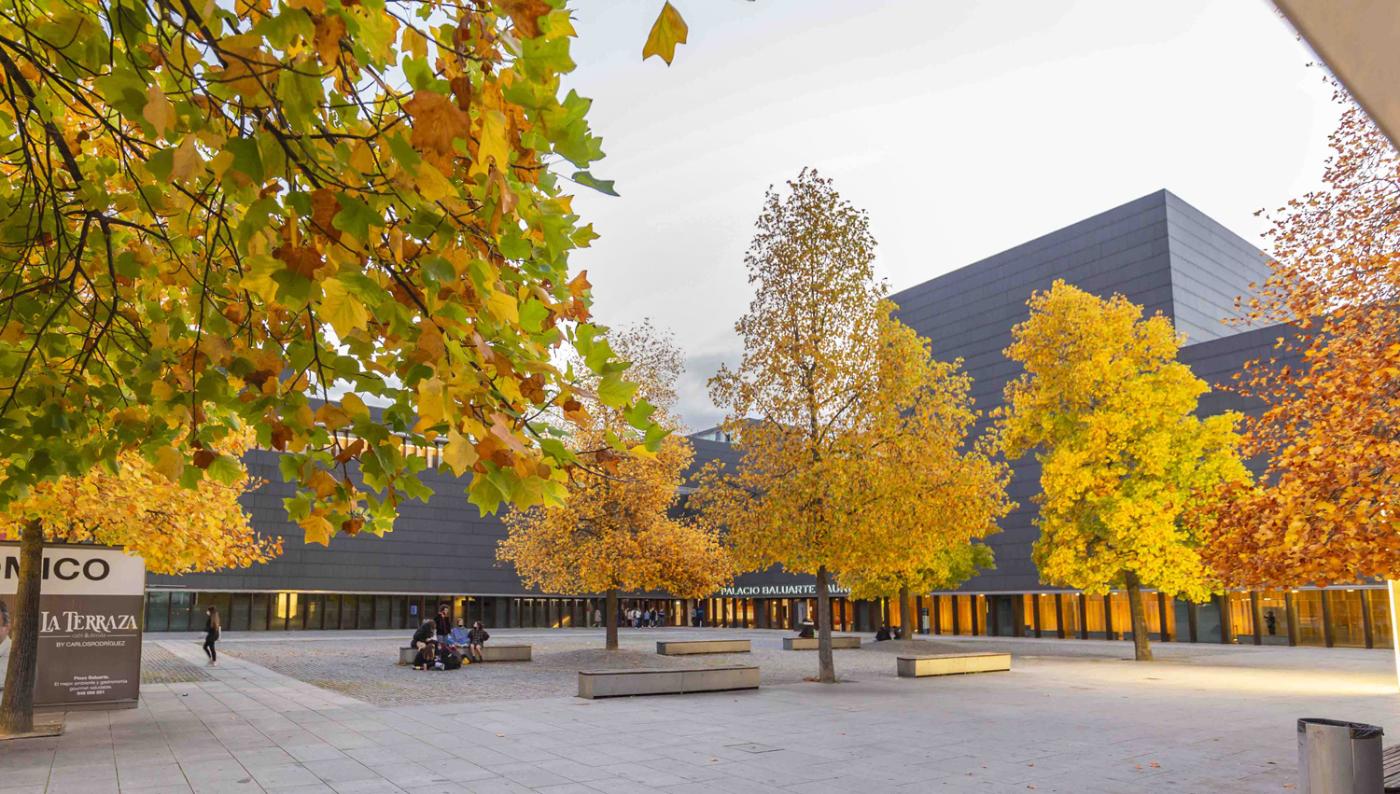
left=1, top=629, right=1396, bottom=792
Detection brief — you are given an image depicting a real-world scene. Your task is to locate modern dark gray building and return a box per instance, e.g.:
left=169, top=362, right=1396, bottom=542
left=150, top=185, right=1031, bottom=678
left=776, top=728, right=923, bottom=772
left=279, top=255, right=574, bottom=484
left=145, top=190, right=1390, bottom=652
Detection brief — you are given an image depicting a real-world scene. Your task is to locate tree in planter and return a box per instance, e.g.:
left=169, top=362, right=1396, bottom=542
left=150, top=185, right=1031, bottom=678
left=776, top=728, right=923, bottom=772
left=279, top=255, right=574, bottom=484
left=997, top=281, right=1250, bottom=661
left=0, top=435, right=279, bottom=734
left=497, top=324, right=732, bottom=650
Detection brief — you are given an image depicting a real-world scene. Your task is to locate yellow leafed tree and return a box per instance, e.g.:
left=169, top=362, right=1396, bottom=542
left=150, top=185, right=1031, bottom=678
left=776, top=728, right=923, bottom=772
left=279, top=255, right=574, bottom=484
left=832, top=310, right=1011, bottom=641
left=0, top=434, right=278, bottom=733
left=997, top=280, right=1250, bottom=661
left=497, top=323, right=732, bottom=650
left=694, top=170, right=1010, bottom=682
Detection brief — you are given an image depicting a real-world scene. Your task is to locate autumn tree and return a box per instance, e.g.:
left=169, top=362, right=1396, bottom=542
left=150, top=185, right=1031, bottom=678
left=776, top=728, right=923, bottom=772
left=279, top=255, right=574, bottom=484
left=694, top=171, right=1008, bottom=681
left=497, top=323, right=732, bottom=650
left=0, top=435, right=278, bottom=734
left=824, top=314, right=1010, bottom=642
left=1202, top=94, right=1400, bottom=594
left=997, top=281, right=1250, bottom=661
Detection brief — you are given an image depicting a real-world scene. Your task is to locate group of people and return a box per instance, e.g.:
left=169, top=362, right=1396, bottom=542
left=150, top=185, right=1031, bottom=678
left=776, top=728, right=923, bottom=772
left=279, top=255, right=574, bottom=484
left=621, top=605, right=667, bottom=628
left=410, top=603, right=490, bottom=671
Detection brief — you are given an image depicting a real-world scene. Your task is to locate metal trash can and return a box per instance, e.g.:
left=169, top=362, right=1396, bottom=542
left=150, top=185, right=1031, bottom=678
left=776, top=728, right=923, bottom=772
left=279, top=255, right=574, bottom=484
left=1297, top=717, right=1384, bottom=793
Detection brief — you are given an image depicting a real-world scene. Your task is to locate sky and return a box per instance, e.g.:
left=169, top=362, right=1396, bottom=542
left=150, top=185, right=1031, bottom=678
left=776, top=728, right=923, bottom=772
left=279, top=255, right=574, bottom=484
left=558, top=0, right=1340, bottom=430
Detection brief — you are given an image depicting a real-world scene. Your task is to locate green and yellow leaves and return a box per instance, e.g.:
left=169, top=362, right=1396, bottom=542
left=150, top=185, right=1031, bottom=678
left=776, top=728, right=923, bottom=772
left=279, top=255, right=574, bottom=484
left=0, top=0, right=663, bottom=550
left=643, top=2, right=689, bottom=65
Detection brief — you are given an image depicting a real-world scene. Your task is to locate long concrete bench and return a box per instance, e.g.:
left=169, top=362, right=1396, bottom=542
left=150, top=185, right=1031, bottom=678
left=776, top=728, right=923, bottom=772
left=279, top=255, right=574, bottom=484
left=897, top=652, right=1011, bottom=678
left=656, top=639, right=751, bottom=656
left=577, top=665, right=759, bottom=699
left=399, top=644, right=532, bottom=665
left=480, top=644, right=532, bottom=662
left=783, top=636, right=861, bottom=650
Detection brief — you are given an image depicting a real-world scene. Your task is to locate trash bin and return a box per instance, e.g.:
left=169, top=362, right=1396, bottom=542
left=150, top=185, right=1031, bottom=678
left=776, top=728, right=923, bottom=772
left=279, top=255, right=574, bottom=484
left=1297, top=717, right=1384, bottom=794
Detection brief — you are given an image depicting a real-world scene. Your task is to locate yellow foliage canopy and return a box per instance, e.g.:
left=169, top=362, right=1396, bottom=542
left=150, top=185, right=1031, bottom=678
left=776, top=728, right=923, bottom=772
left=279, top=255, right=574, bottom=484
left=998, top=281, right=1249, bottom=602
left=0, top=436, right=279, bottom=575
left=497, top=324, right=731, bottom=598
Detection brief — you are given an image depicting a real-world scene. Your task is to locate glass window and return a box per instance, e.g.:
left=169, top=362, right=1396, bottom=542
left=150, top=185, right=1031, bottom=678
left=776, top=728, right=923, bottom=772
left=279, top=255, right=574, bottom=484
left=1258, top=590, right=1289, bottom=645
left=374, top=596, right=391, bottom=629
left=1225, top=592, right=1253, bottom=643
left=956, top=595, right=974, bottom=635
left=1196, top=598, right=1223, bottom=643
left=145, top=592, right=170, bottom=631
left=1368, top=589, right=1394, bottom=650
left=357, top=595, right=374, bottom=629
left=1172, top=599, right=1193, bottom=643
left=251, top=594, right=269, bottom=631
left=271, top=593, right=293, bottom=631
left=303, top=595, right=321, bottom=630
left=229, top=594, right=251, bottom=631
left=169, top=591, right=196, bottom=631
left=1108, top=592, right=1131, bottom=640
left=323, top=594, right=341, bottom=629
left=1329, top=590, right=1367, bottom=648
left=1060, top=594, right=1081, bottom=637
left=1037, top=594, right=1059, bottom=635
left=1084, top=595, right=1107, bottom=639
left=1295, top=590, right=1325, bottom=646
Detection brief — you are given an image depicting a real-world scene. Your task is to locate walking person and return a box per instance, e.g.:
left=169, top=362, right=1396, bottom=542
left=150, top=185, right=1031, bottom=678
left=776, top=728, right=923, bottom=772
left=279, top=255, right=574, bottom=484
left=202, top=605, right=221, bottom=666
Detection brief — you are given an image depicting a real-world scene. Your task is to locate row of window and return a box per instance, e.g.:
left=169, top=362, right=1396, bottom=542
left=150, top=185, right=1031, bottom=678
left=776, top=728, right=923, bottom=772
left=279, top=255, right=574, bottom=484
left=142, top=587, right=1393, bottom=649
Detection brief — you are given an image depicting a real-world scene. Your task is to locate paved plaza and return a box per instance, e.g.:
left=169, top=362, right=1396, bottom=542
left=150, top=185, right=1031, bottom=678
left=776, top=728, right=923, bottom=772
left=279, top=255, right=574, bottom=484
left=1, top=628, right=1398, bottom=793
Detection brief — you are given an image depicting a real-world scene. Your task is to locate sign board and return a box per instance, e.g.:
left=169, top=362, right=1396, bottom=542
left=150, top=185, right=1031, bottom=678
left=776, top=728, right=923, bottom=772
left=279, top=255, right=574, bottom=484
left=0, top=543, right=144, bottom=709
left=719, top=583, right=851, bottom=597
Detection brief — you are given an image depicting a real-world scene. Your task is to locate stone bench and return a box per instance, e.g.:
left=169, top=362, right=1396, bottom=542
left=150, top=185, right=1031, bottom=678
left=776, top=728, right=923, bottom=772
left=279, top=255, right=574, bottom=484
left=783, top=636, right=861, bottom=650
left=399, top=644, right=531, bottom=665
left=896, top=652, right=1011, bottom=678
left=480, top=644, right=531, bottom=662
left=577, top=665, right=759, bottom=699
left=656, top=639, right=751, bottom=656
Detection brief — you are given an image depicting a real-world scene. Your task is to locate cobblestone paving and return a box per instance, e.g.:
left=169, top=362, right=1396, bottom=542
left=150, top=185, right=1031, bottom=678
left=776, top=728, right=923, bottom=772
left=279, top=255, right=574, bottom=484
left=139, top=642, right=213, bottom=685
left=218, top=629, right=939, bottom=705
left=212, top=626, right=1389, bottom=706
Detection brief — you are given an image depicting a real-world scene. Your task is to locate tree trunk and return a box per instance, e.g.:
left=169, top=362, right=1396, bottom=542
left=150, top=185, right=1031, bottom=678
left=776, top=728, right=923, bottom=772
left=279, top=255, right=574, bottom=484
left=1, top=519, right=43, bottom=735
left=1124, top=572, right=1153, bottom=662
left=899, top=586, right=916, bottom=640
left=815, top=566, right=835, bottom=683
left=604, top=589, right=618, bottom=650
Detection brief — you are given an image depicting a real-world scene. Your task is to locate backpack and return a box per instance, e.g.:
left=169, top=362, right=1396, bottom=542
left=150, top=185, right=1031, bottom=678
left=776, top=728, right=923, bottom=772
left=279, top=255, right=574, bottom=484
left=443, top=651, right=463, bottom=670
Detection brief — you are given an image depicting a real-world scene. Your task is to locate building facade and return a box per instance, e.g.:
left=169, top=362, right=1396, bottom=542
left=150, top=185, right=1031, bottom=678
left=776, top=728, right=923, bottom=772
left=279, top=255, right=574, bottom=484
left=145, top=190, right=1390, bottom=651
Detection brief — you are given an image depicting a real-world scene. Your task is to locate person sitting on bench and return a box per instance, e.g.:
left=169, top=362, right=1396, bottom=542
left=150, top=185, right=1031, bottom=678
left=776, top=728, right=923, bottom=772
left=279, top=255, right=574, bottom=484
left=449, top=618, right=471, bottom=650
left=796, top=618, right=815, bottom=639
left=413, top=638, right=444, bottom=670
left=874, top=624, right=892, bottom=642
left=466, top=621, right=489, bottom=663
left=411, top=619, right=435, bottom=649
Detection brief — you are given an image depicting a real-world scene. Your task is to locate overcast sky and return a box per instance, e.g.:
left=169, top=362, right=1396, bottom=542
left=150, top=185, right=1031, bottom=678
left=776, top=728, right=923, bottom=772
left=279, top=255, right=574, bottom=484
left=559, top=0, right=1338, bottom=430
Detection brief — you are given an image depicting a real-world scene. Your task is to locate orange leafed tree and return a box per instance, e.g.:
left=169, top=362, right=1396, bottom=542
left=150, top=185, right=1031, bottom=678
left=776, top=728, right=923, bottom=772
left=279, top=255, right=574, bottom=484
left=1203, top=92, right=1400, bottom=588
left=497, top=323, right=732, bottom=650
left=0, top=434, right=278, bottom=733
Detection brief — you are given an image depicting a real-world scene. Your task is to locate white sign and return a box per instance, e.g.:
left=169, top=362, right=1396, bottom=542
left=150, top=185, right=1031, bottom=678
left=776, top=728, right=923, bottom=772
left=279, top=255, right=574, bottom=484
left=0, top=543, right=145, bottom=708
left=0, top=544, right=146, bottom=596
